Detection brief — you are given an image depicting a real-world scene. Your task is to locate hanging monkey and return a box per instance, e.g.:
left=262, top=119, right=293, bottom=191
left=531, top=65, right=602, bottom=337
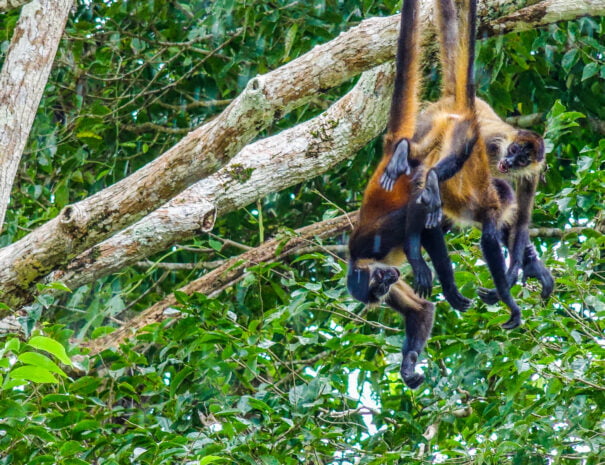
left=347, top=0, right=471, bottom=389
left=381, top=0, right=526, bottom=330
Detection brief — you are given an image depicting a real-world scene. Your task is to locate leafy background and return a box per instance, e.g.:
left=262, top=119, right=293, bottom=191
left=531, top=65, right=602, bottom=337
left=0, top=1, right=603, bottom=464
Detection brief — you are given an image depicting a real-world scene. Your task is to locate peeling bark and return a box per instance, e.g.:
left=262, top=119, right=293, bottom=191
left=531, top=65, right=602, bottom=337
left=0, top=0, right=31, bottom=12
left=482, top=0, right=605, bottom=36
left=0, top=0, right=73, bottom=230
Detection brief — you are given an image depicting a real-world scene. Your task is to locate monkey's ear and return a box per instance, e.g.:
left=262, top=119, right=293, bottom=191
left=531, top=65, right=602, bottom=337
left=347, top=263, right=370, bottom=304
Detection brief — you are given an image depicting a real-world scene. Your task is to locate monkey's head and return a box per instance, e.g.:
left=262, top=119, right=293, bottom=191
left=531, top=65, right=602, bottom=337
left=347, top=260, right=400, bottom=305
left=486, top=130, right=545, bottom=179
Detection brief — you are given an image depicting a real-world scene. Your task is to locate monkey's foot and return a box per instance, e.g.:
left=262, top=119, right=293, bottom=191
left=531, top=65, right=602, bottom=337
left=501, top=313, right=522, bottom=330
left=478, top=287, right=500, bottom=305
left=380, top=138, right=411, bottom=191
left=522, top=261, right=554, bottom=299
left=444, top=288, right=472, bottom=312
left=417, top=169, right=442, bottom=229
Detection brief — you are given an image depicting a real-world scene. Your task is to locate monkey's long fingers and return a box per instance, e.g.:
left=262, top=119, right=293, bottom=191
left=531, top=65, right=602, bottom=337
left=380, top=173, right=395, bottom=191
left=380, top=138, right=411, bottom=191
left=477, top=287, right=500, bottom=305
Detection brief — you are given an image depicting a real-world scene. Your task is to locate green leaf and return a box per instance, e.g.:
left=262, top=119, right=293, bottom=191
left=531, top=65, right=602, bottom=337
left=581, top=62, right=598, bottom=81
left=17, top=352, right=67, bottom=377
left=28, top=336, right=72, bottom=366
left=200, top=456, right=225, bottom=465
left=283, top=23, right=298, bottom=61
left=208, top=239, right=223, bottom=251
left=561, top=49, right=579, bottom=73
left=76, top=131, right=103, bottom=140
left=9, top=366, right=58, bottom=384
left=59, top=440, right=86, bottom=457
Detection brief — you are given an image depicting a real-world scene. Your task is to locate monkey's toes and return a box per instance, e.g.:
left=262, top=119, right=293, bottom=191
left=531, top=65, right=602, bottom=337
left=501, top=315, right=522, bottom=330
left=447, top=291, right=472, bottom=312
left=478, top=287, right=499, bottom=305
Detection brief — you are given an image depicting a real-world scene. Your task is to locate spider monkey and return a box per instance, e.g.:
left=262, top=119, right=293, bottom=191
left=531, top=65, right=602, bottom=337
left=412, top=12, right=554, bottom=304
left=347, top=0, right=471, bottom=389
left=475, top=103, right=554, bottom=303
left=382, top=0, right=527, bottom=330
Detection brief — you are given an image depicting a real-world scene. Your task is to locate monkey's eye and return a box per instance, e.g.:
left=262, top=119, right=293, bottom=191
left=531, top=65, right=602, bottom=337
left=516, top=155, right=529, bottom=166
left=487, top=141, right=500, bottom=155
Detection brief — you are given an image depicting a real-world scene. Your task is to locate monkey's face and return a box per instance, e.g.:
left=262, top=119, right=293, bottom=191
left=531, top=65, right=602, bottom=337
left=487, top=130, right=545, bottom=178
left=347, top=261, right=400, bottom=305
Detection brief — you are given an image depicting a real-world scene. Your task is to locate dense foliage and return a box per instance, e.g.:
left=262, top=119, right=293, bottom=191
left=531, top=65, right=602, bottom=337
left=0, top=1, right=603, bottom=464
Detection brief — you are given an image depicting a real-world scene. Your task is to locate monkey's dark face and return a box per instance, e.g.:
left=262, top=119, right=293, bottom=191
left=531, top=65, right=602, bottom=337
left=487, top=130, right=545, bottom=177
left=347, top=261, right=400, bottom=304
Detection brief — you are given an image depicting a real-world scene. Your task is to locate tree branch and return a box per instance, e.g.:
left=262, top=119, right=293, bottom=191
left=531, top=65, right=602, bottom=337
left=1, top=0, right=603, bottom=308
left=38, top=63, right=393, bottom=304
left=0, top=0, right=73, bottom=230
left=0, top=8, right=405, bottom=305
left=82, top=213, right=356, bottom=354
left=0, top=0, right=30, bottom=12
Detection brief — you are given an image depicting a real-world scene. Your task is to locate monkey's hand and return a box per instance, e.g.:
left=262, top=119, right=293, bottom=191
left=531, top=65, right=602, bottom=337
left=416, top=169, right=443, bottom=229
left=442, top=286, right=473, bottom=312
left=412, top=261, right=433, bottom=299
left=380, top=138, right=411, bottom=191
left=477, top=287, right=500, bottom=305
left=478, top=264, right=525, bottom=305
left=400, top=351, right=424, bottom=389
left=522, top=259, right=554, bottom=299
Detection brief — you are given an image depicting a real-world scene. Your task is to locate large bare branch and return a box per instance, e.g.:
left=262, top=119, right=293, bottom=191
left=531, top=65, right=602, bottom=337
left=0, top=0, right=73, bottom=229
left=0, top=9, right=404, bottom=306
left=481, top=0, right=605, bottom=35
left=82, top=213, right=356, bottom=354
left=40, top=63, right=393, bottom=302
left=0, top=0, right=31, bottom=12
left=1, top=0, right=604, bottom=307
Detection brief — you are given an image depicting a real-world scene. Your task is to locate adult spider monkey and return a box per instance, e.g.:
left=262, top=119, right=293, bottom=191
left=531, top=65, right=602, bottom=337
left=382, top=0, right=527, bottom=330
left=347, top=0, right=471, bottom=389
left=475, top=104, right=554, bottom=303
left=412, top=11, right=554, bottom=304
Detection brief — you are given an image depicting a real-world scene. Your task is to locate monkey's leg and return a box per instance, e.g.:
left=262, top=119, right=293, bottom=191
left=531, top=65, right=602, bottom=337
left=480, top=215, right=522, bottom=329
left=479, top=231, right=553, bottom=303
left=430, top=117, right=477, bottom=183
left=478, top=225, right=516, bottom=305
left=404, top=199, right=434, bottom=298
left=380, top=138, right=411, bottom=191
left=421, top=227, right=472, bottom=311
left=417, top=118, right=477, bottom=228
left=386, top=284, right=434, bottom=389
left=522, top=242, right=554, bottom=299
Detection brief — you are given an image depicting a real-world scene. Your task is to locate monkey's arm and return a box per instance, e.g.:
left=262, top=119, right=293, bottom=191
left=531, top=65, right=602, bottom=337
left=386, top=281, right=434, bottom=389
left=506, top=175, right=538, bottom=284
left=479, top=175, right=554, bottom=303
